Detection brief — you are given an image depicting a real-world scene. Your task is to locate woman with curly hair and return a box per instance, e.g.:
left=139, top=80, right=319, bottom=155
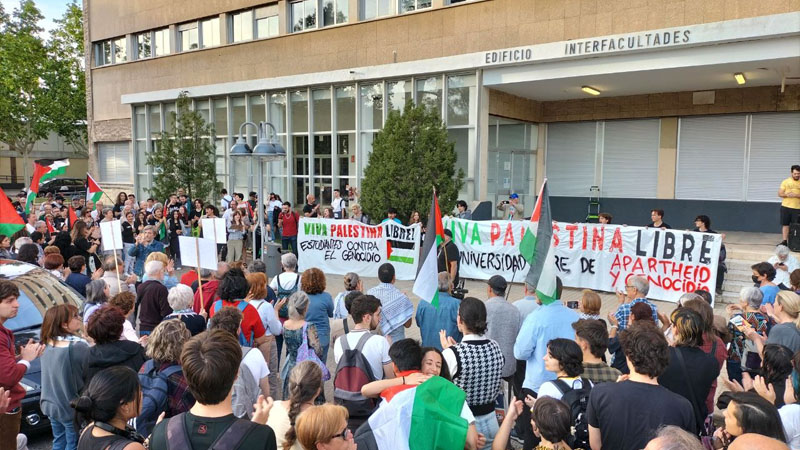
left=135, top=319, right=195, bottom=435
left=268, top=361, right=323, bottom=450
left=301, top=268, right=334, bottom=362
left=537, top=338, right=590, bottom=401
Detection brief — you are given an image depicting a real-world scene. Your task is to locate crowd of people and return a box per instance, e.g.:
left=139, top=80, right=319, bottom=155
left=2, top=184, right=800, bottom=450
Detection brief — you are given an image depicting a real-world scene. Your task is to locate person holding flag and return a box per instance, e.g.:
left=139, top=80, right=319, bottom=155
left=513, top=179, right=579, bottom=450
left=24, top=159, right=70, bottom=215
left=413, top=191, right=446, bottom=308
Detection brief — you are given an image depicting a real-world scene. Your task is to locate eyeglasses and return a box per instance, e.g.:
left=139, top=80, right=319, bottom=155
left=330, top=428, right=352, bottom=441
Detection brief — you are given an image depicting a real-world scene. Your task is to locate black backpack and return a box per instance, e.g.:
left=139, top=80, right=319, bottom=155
left=553, top=377, right=592, bottom=450
left=333, top=333, right=379, bottom=418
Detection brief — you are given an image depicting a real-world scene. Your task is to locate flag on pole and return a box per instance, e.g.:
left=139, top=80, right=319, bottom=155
left=0, top=188, right=25, bottom=237
left=520, top=179, right=558, bottom=305
left=360, top=376, right=469, bottom=450
left=413, top=192, right=444, bottom=307
left=45, top=217, right=55, bottom=234
left=25, top=158, right=70, bottom=214
left=86, top=173, right=104, bottom=204
left=68, top=206, right=78, bottom=230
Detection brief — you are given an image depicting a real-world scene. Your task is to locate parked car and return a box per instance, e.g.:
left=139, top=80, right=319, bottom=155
left=37, top=178, right=85, bottom=198
left=0, top=259, right=84, bottom=434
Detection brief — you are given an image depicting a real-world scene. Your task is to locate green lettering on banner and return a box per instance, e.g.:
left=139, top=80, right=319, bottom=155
left=470, top=222, right=482, bottom=245
left=303, top=223, right=328, bottom=236
left=456, top=220, right=469, bottom=243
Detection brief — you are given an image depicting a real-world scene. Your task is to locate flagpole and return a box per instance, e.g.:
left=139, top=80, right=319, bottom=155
left=195, top=237, right=206, bottom=315
left=434, top=187, right=451, bottom=282
left=110, top=231, right=122, bottom=294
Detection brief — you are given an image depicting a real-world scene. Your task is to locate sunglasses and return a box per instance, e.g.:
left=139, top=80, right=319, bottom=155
left=330, top=428, right=352, bottom=441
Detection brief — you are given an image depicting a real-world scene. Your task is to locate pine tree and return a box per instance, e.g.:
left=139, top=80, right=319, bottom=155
left=147, top=92, right=222, bottom=202
left=361, top=102, right=464, bottom=223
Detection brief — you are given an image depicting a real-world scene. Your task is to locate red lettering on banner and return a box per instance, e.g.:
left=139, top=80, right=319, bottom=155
left=698, top=266, right=711, bottom=283
left=503, top=224, right=515, bottom=246
left=671, top=263, right=683, bottom=278
left=592, top=227, right=604, bottom=251
left=631, top=258, right=644, bottom=273
left=610, top=255, right=621, bottom=272
left=610, top=228, right=623, bottom=252
left=552, top=223, right=560, bottom=246
left=582, top=226, right=588, bottom=250
left=647, top=258, right=658, bottom=272
left=566, top=224, right=578, bottom=249
left=490, top=223, right=501, bottom=245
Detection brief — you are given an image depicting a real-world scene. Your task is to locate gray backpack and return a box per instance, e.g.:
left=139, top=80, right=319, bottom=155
left=232, top=347, right=260, bottom=419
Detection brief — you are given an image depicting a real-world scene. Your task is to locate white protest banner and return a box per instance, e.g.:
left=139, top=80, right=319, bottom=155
left=201, top=218, right=227, bottom=244
left=443, top=218, right=722, bottom=303
left=178, top=236, right=218, bottom=271
left=298, top=218, right=421, bottom=280
left=99, top=220, right=123, bottom=251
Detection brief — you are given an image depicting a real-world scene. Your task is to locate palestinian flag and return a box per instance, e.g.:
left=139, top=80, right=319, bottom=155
left=67, top=206, right=78, bottom=230
left=86, top=173, right=104, bottom=204
left=357, top=376, right=468, bottom=450
left=25, top=158, right=70, bottom=214
left=45, top=217, right=55, bottom=234
left=0, top=188, right=25, bottom=237
left=412, top=192, right=444, bottom=307
left=520, top=179, right=558, bottom=305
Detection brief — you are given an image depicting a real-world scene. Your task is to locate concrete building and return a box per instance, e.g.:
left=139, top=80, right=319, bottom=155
left=85, top=0, right=800, bottom=231
left=0, top=131, right=88, bottom=191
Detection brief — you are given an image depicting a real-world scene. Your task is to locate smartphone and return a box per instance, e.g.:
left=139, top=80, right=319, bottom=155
left=729, top=315, right=744, bottom=327
left=566, top=301, right=579, bottom=309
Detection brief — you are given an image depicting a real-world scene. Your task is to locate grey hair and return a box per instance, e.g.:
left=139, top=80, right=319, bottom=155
left=630, top=275, right=649, bottom=295
left=281, top=252, right=298, bottom=271
left=248, top=259, right=267, bottom=274
left=34, top=220, right=46, bottom=229
left=167, top=284, right=194, bottom=311
left=776, top=244, right=791, bottom=257
left=102, top=207, right=112, bottom=216
left=438, top=272, right=452, bottom=292
left=740, top=286, right=764, bottom=310
left=648, top=425, right=704, bottom=450
left=199, top=268, right=213, bottom=278
left=86, top=279, right=108, bottom=305
left=144, top=260, right=164, bottom=277
left=143, top=225, right=157, bottom=234
left=677, top=293, right=703, bottom=306
left=288, top=291, right=309, bottom=319
left=13, top=237, right=32, bottom=251
left=102, top=255, right=122, bottom=272
left=343, top=272, right=360, bottom=291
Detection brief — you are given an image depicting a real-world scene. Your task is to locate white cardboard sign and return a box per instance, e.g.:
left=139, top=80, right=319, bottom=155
left=99, top=220, right=123, bottom=251
left=178, top=236, right=218, bottom=271
left=201, top=218, right=227, bottom=244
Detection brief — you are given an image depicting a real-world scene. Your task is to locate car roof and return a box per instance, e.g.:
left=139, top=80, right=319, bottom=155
left=0, top=260, right=83, bottom=315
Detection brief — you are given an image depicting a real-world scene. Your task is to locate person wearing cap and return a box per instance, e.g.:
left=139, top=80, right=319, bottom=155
left=485, top=275, right=520, bottom=381
left=513, top=277, right=578, bottom=449
left=382, top=207, right=401, bottom=224
left=497, top=193, right=524, bottom=220
left=437, top=229, right=460, bottom=288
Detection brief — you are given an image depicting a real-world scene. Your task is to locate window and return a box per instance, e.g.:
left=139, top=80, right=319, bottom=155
left=546, top=122, right=597, bottom=197
left=97, top=142, right=132, bottom=183
left=231, top=9, right=254, bottom=42
left=178, top=23, right=199, bottom=51
left=255, top=6, right=279, bottom=38
left=154, top=28, right=170, bottom=56
left=291, top=0, right=317, bottom=32
left=201, top=17, right=221, bottom=48
left=136, top=32, right=152, bottom=59
left=95, top=40, right=112, bottom=66
left=398, top=0, right=431, bottom=13
left=321, top=0, right=348, bottom=26
left=361, top=0, right=392, bottom=19
left=94, top=37, right=127, bottom=66
left=113, top=37, right=127, bottom=63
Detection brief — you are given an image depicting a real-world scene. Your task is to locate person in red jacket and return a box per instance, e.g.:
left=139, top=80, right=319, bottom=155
left=192, top=262, right=228, bottom=314
left=0, top=280, right=45, bottom=449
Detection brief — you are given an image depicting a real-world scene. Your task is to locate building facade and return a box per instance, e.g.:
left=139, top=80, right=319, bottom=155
left=85, top=0, right=800, bottom=231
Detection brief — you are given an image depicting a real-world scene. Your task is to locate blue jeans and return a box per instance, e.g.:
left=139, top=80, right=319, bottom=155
left=51, top=419, right=77, bottom=450
left=474, top=411, right=499, bottom=450
left=282, top=236, right=298, bottom=256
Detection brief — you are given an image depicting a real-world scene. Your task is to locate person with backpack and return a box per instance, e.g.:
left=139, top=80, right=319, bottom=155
left=149, top=329, right=275, bottom=450
left=332, top=295, right=392, bottom=430
left=247, top=272, right=285, bottom=400
left=208, top=268, right=269, bottom=351
left=535, top=338, right=592, bottom=450
left=268, top=361, right=323, bottom=450
left=209, top=306, right=271, bottom=419
left=270, top=253, right=301, bottom=366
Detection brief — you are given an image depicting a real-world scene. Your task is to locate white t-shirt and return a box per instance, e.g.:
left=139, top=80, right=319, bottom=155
left=537, top=377, right=591, bottom=400
left=250, top=299, right=282, bottom=336
left=781, top=403, right=800, bottom=450
left=241, top=346, right=270, bottom=382
left=332, top=197, right=346, bottom=213
left=769, top=255, right=800, bottom=287
left=269, top=272, right=300, bottom=292
left=333, top=330, right=391, bottom=380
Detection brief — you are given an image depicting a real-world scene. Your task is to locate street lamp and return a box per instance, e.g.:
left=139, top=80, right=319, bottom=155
left=230, top=121, right=286, bottom=262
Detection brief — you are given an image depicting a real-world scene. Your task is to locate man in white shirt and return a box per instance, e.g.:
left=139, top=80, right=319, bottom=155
left=332, top=189, right=347, bottom=219
left=768, top=244, right=799, bottom=289
left=220, top=188, right=233, bottom=211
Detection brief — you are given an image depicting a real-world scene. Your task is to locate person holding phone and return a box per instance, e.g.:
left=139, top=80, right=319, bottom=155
left=769, top=245, right=800, bottom=290
left=725, top=287, right=771, bottom=385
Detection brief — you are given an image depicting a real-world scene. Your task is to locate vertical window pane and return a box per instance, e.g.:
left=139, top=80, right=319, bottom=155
left=134, top=106, right=146, bottom=138
left=135, top=141, right=147, bottom=168
left=362, top=0, right=376, bottom=19
left=322, top=0, right=335, bottom=26
left=312, top=89, right=331, bottom=132
left=195, top=100, right=210, bottom=126
left=387, top=80, right=411, bottom=112
left=337, top=0, right=348, bottom=23
left=154, top=29, right=170, bottom=56
left=113, top=37, right=126, bottom=62
left=418, top=0, right=432, bottom=8
left=149, top=106, right=161, bottom=138
left=231, top=97, right=246, bottom=133
left=101, top=41, right=111, bottom=65
left=315, top=135, right=332, bottom=176
left=399, top=0, right=415, bottom=13
left=249, top=94, right=266, bottom=124
left=416, top=76, right=442, bottom=116
left=269, top=92, right=287, bottom=134
left=137, top=33, right=151, bottom=59
left=290, top=90, right=308, bottom=133
left=292, top=2, right=305, bottom=31
left=359, top=132, right=375, bottom=176
left=294, top=136, right=310, bottom=175
left=336, top=86, right=356, bottom=130
left=233, top=10, right=254, bottom=42
left=179, top=24, right=198, bottom=51
left=202, top=17, right=220, bottom=47
left=256, top=17, right=279, bottom=38
left=360, top=84, right=383, bottom=130
left=305, top=0, right=317, bottom=29
left=268, top=16, right=279, bottom=36
left=447, top=74, right=475, bottom=126
left=338, top=133, right=355, bottom=177
left=447, top=128, right=470, bottom=177
left=214, top=99, right=228, bottom=135
left=378, top=0, right=392, bottom=17
left=163, top=103, right=177, bottom=133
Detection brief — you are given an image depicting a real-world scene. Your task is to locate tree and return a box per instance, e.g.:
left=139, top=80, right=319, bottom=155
left=147, top=92, right=222, bottom=202
left=0, top=0, right=50, bottom=184
left=41, top=1, right=87, bottom=156
left=361, top=102, right=464, bottom=223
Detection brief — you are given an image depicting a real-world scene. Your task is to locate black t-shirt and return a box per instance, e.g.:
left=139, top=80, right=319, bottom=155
left=658, top=346, right=720, bottom=429
left=121, top=221, right=135, bottom=244
left=647, top=221, right=672, bottom=229
left=150, top=412, right=277, bottom=450
left=437, top=240, right=460, bottom=284
left=587, top=380, right=695, bottom=450
left=303, top=202, right=318, bottom=217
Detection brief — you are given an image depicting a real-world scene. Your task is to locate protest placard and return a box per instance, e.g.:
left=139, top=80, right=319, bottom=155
left=178, top=236, right=218, bottom=271
left=99, top=220, right=123, bottom=251
left=201, top=218, right=227, bottom=244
